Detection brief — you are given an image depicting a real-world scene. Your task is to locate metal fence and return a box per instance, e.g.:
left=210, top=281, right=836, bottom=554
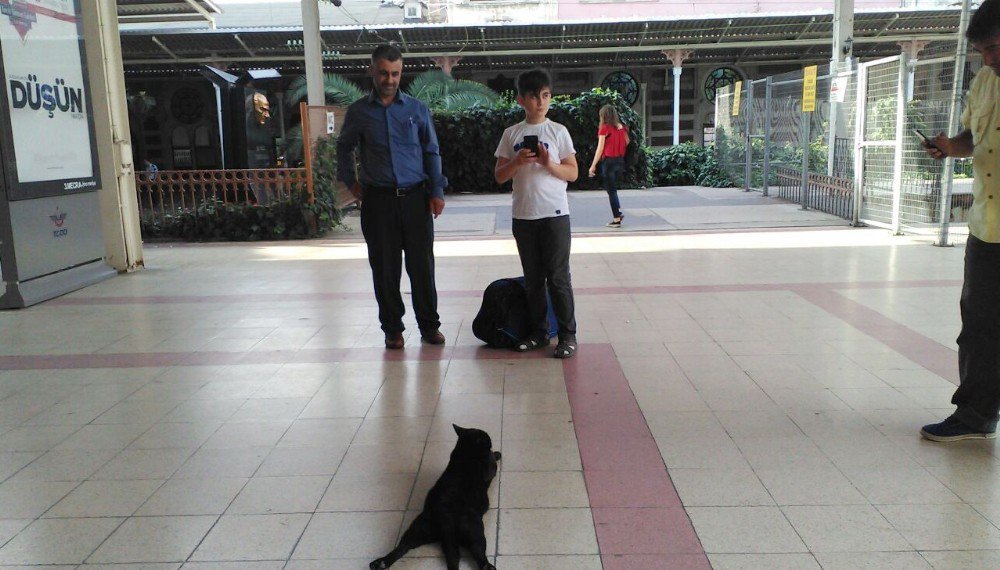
left=135, top=168, right=308, bottom=226
left=716, top=52, right=979, bottom=242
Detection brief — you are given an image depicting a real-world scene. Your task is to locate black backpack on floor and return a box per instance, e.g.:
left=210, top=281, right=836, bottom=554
left=472, top=277, right=557, bottom=348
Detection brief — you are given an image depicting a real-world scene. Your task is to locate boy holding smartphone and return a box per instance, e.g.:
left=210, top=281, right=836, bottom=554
left=494, top=69, right=579, bottom=358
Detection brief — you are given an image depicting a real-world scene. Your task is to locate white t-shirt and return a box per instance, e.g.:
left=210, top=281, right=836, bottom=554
left=495, top=119, right=576, bottom=220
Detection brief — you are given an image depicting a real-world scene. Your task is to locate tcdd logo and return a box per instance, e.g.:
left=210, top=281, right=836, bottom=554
left=49, top=208, right=68, bottom=238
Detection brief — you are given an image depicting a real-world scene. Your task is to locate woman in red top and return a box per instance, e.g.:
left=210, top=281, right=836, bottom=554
left=588, top=105, right=630, bottom=227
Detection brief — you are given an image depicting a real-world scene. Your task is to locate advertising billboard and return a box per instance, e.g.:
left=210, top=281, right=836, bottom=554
left=0, top=0, right=99, bottom=200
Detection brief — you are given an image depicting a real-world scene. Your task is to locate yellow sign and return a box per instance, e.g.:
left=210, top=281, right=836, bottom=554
left=732, top=81, right=742, bottom=116
left=802, top=65, right=818, bottom=113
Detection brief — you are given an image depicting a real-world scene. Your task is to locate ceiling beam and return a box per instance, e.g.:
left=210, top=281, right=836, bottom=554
left=150, top=36, right=180, bottom=60
left=123, top=32, right=956, bottom=66
left=182, top=0, right=217, bottom=28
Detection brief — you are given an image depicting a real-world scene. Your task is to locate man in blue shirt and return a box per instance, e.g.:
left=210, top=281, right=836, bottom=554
left=337, top=44, right=448, bottom=349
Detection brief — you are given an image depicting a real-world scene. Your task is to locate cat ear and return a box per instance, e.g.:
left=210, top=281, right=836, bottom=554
left=453, top=424, right=465, bottom=436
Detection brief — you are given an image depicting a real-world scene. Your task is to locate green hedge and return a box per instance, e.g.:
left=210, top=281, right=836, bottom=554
left=646, top=142, right=733, bottom=188
left=435, top=88, right=647, bottom=193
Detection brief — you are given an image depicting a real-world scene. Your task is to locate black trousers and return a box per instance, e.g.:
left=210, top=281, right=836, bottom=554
left=600, top=156, right=624, bottom=219
left=511, top=215, right=577, bottom=341
left=360, top=189, right=440, bottom=335
left=952, top=235, right=1000, bottom=432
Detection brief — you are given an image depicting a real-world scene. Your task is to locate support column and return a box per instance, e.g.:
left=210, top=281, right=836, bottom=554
left=301, top=0, right=324, bottom=106
left=828, top=0, right=855, bottom=176
left=663, top=49, right=693, bottom=146
left=82, top=0, right=143, bottom=272
left=430, top=55, right=463, bottom=76
left=937, top=0, right=972, bottom=247
left=898, top=40, right=928, bottom=101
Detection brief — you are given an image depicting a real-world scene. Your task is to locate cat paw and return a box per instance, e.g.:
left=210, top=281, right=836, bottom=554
left=369, top=558, right=390, bottom=570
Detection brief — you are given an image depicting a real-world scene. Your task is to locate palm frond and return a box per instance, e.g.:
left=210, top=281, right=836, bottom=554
left=286, top=73, right=365, bottom=108
left=405, top=70, right=499, bottom=110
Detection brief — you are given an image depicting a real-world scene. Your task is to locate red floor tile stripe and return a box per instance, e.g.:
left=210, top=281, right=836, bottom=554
left=562, top=344, right=710, bottom=567
left=795, top=287, right=960, bottom=384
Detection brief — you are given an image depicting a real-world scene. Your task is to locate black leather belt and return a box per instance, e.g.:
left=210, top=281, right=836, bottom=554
left=365, top=183, right=426, bottom=197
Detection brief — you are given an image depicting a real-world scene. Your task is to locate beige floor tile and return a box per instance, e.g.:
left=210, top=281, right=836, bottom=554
left=256, top=445, right=349, bottom=477
left=782, top=505, right=911, bottom=552
left=11, top=449, right=119, bottom=481
left=292, top=512, right=403, bottom=559
left=182, top=562, right=281, bottom=569
left=172, top=447, right=269, bottom=479
left=130, top=422, right=222, bottom=449
left=878, top=503, right=1000, bottom=550
left=497, top=508, right=598, bottom=555
left=276, top=418, right=361, bottom=447
left=0, top=518, right=122, bottom=565
left=91, top=448, right=193, bottom=480
left=842, top=466, right=962, bottom=505
left=498, top=439, right=581, bottom=471
left=501, top=414, right=577, bottom=442
left=669, top=468, right=774, bottom=507
left=831, top=387, right=923, bottom=410
left=657, top=436, right=751, bottom=470
left=494, top=555, right=602, bottom=569
left=81, top=563, right=181, bottom=569
left=0, top=480, right=77, bottom=518
left=687, top=506, right=808, bottom=553
left=812, top=551, right=932, bottom=569
left=191, top=513, right=310, bottom=561
left=499, top=471, right=589, bottom=508
left=919, top=550, right=1000, bottom=569
left=734, top=436, right=833, bottom=471
left=136, top=478, right=247, bottom=516
left=708, top=553, right=821, bottom=569
left=44, top=479, right=163, bottom=518
left=755, top=467, right=868, bottom=506
left=502, top=393, right=570, bottom=415
left=318, top=473, right=416, bottom=512
left=200, top=421, right=291, bottom=449
left=335, top=443, right=424, bottom=476
left=435, top=393, right=506, bottom=417
left=227, top=475, right=330, bottom=514
left=87, top=516, right=215, bottom=563
left=228, top=398, right=309, bottom=422
left=354, top=416, right=434, bottom=444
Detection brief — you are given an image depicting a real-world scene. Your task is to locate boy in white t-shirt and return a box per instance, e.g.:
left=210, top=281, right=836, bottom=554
left=493, top=69, right=579, bottom=359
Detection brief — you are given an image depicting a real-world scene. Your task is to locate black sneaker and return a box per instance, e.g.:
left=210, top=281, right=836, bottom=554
left=920, top=416, right=996, bottom=442
left=606, top=218, right=622, bottom=228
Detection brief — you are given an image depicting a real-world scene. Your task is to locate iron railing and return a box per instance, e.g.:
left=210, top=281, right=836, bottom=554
left=135, top=168, right=308, bottom=225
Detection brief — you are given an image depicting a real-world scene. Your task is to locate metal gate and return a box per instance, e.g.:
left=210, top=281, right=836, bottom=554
left=853, top=54, right=906, bottom=231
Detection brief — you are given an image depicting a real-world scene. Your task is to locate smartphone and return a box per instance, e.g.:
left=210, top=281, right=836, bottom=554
left=522, top=135, right=539, bottom=155
left=914, top=129, right=938, bottom=150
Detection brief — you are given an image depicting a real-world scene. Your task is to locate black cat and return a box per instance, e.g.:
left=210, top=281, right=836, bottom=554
left=370, top=425, right=501, bottom=570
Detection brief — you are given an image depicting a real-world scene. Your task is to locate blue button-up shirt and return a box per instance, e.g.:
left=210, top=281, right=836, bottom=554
left=336, top=91, right=447, bottom=199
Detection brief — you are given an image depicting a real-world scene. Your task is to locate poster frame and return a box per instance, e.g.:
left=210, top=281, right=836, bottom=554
left=0, top=0, right=100, bottom=201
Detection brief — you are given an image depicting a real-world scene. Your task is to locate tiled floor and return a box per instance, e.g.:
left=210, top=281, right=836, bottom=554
left=0, top=188, right=995, bottom=569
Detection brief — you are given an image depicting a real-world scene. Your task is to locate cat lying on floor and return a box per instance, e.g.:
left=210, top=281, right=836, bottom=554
left=370, top=424, right=501, bottom=570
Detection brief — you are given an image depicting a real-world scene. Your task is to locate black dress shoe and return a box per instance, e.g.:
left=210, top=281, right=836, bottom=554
left=420, top=329, right=446, bottom=345
left=385, top=332, right=404, bottom=349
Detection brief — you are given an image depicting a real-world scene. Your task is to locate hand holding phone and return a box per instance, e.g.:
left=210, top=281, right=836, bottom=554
left=914, top=129, right=938, bottom=150
left=522, top=135, right=539, bottom=156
